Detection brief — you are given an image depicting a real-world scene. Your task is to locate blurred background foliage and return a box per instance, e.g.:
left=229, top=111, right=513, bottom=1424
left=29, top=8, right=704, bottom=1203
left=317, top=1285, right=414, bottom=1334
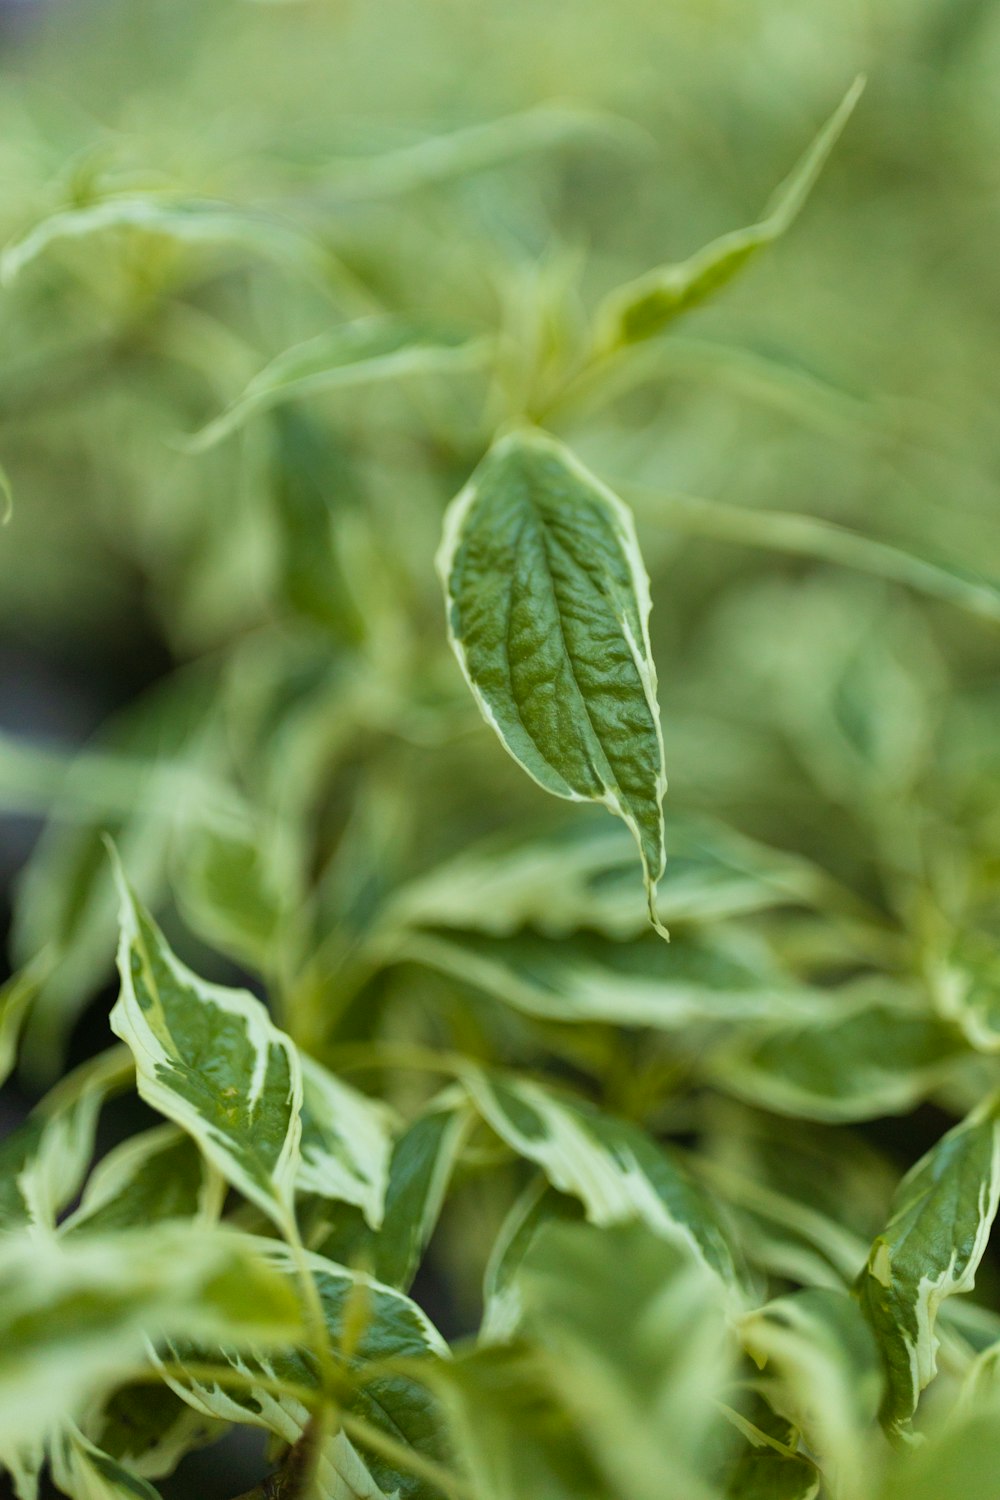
left=1, top=0, right=1000, bottom=1486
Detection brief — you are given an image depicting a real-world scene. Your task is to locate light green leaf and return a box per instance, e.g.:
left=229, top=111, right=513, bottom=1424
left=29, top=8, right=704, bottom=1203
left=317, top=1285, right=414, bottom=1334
left=171, top=819, right=294, bottom=977
left=0, top=961, right=45, bottom=1088
left=857, top=1093, right=1000, bottom=1435
left=0, top=1224, right=301, bottom=1449
left=708, top=983, right=969, bottom=1122
left=596, top=78, right=864, bottom=347
left=386, top=811, right=831, bottom=941
left=437, top=428, right=667, bottom=933
left=61, top=1126, right=222, bottom=1237
left=157, top=1241, right=450, bottom=1500
left=628, top=483, right=1000, bottom=626
left=297, top=1056, right=394, bottom=1231
left=108, top=858, right=303, bottom=1230
left=481, top=1179, right=582, bottom=1342
left=740, top=1289, right=882, bottom=1498
left=185, top=318, right=487, bottom=452
left=464, top=1069, right=742, bottom=1290
left=0, top=193, right=329, bottom=288
left=50, top=1425, right=161, bottom=1500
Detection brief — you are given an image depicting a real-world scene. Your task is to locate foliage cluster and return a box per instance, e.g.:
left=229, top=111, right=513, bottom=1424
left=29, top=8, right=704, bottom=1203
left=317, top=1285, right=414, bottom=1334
left=2, top=2, right=1000, bottom=1497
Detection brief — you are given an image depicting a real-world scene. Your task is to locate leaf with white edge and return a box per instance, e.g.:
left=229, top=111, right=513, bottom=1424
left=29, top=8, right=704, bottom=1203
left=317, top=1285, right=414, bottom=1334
left=438, top=429, right=667, bottom=933
left=481, top=1179, right=583, bottom=1341
left=61, top=1126, right=222, bottom=1236
left=92, top=1384, right=221, bottom=1483
left=297, top=1055, right=394, bottom=1231
left=709, top=984, right=970, bottom=1123
left=596, top=77, right=864, bottom=347
left=464, top=1069, right=743, bottom=1290
left=396, top=923, right=829, bottom=1031
left=386, top=811, right=831, bottom=942
left=157, top=1242, right=451, bottom=1500
left=108, top=859, right=302, bottom=1230
left=0, top=194, right=330, bottom=288
left=857, top=1093, right=1000, bottom=1435
left=185, top=318, right=487, bottom=451
left=0, top=1047, right=129, bottom=1236
left=0, top=1224, right=301, bottom=1449
left=308, top=1093, right=475, bottom=1293
left=740, top=1289, right=882, bottom=1499
left=50, top=1425, right=161, bottom=1500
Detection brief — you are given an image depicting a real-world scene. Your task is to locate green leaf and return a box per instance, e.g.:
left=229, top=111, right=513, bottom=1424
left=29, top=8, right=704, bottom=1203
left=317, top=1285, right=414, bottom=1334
left=740, top=1289, right=882, bottom=1496
left=108, top=858, right=303, bottom=1230
left=0, top=1048, right=128, bottom=1236
left=0, top=962, right=43, bottom=1087
left=309, top=1093, right=474, bottom=1293
left=94, top=1383, right=222, bottom=1482
left=0, top=1224, right=301, bottom=1449
left=437, top=429, right=667, bottom=933
left=297, top=1055, right=394, bottom=1231
left=61, top=1126, right=221, bottom=1237
left=857, top=1094, right=1000, bottom=1435
left=185, top=317, right=486, bottom=451
left=596, top=78, right=864, bottom=346
left=463, top=1069, right=742, bottom=1290
left=157, top=1242, right=450, bottom=1500
left=723, top=1446, right=820, bottom=1500
left=481, top=1180, right=583, bottom=1341
left=50, top=1425, right=161, bottom=1500
left=395, top=923, right=823, bottom=1031
left=0, top=193, right=330, bottom=288
left=386, top=811, right=831, bottom=941
left=708, top=982, right=969, bottom=1122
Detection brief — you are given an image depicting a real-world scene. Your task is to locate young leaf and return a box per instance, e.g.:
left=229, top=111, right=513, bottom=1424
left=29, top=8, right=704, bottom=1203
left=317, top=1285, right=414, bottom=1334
left=297, top=1055, right=394, bottom=1231
left=0, top=1224, right=301, bottom=1449
left=463, top=1069, right=742, bottom=1289
left=108, top=859, right=303, bottom=1230
left=596, top=78, right=864, bottom=347
left=185, top=318, right=486, bottom=451
left=0, top=194, right=329, bottom=288
left=857, top=1093, right=1000, bottom=1434
left=157, top=1242, right=450, bottom=1500
left=437, top=428, right=667, bottom=933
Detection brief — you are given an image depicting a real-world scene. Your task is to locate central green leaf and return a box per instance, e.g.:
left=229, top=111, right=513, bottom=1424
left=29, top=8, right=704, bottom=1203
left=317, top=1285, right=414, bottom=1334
left=437, top=429, right=667, bottom=931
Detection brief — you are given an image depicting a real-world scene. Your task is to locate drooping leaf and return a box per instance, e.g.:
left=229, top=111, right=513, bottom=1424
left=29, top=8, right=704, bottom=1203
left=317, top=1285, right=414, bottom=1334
left=108, top=857, right=303, bottom=1230
left=297, top=1055, right=394, bottom=1231
left=463, top=1069, right=742, bottom=1289
left=157, top=1242, right=451, bottom=1500
left=437, top=429, right=667, bottom=931
left=596, top=78, right=864, bottom=347
left=0, top=1224, right=301, bottom=1449
left=857, top=1093, right=1000, bottom=1434
left=61, top=1126, right=221, bottom=1237
left=185, top=317, right=486, bottom=451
